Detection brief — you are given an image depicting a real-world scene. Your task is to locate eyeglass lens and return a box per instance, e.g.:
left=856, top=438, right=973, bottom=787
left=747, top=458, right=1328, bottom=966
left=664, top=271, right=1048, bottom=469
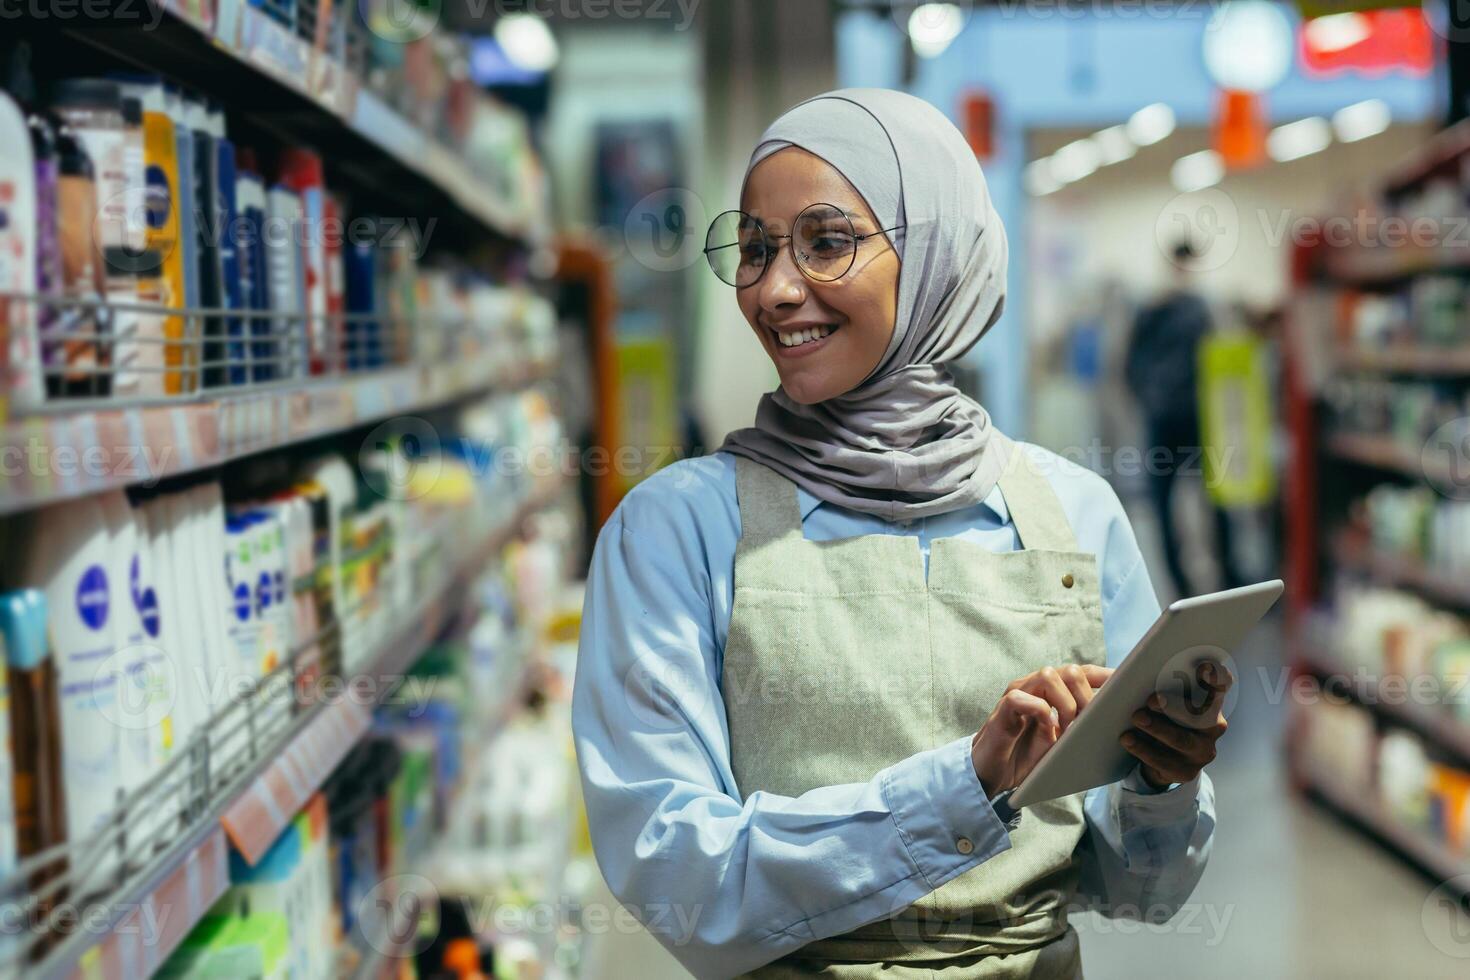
left=704, top=205, right=860, bottom=287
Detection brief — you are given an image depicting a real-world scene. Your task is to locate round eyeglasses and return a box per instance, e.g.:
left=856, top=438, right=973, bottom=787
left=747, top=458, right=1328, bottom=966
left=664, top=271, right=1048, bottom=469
left=702, top=204, right=904, bottom=288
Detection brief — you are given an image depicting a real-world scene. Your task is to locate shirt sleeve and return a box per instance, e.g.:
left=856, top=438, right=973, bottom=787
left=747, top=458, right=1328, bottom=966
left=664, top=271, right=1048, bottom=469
left=1076, top=551, right=1217, bottom=919
left=571, top=501, right=1015, bottom=979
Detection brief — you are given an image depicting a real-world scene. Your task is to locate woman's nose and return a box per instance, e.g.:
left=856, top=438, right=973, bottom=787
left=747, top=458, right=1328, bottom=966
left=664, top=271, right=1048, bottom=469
left=756, top=242, right=808, bottom=310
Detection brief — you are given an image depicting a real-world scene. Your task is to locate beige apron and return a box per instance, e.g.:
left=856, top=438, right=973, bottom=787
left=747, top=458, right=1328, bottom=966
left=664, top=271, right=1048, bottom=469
left=723, top=448, right=1106, bottom=979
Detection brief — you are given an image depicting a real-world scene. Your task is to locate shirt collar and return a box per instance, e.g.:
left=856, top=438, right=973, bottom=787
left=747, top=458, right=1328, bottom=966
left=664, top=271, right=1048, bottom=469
left=796, top=482, right=1012, bottom=525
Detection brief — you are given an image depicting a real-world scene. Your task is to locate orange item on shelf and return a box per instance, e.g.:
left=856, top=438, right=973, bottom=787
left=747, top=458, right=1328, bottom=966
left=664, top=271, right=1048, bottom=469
left=1213, top=89, right=1267, bottom=170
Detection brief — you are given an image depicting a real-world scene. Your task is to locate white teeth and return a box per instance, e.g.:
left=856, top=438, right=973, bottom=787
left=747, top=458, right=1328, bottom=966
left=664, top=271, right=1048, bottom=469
left=776, top=326, right=835, bottom=347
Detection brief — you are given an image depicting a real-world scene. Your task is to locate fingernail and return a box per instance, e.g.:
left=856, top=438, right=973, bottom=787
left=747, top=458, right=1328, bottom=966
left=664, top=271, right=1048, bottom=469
left=1121, top=733, right=1136, bottom=747
left=1135, top=712, right=1152, bottom=728
left=1148, top=694, right=1164, bottom=709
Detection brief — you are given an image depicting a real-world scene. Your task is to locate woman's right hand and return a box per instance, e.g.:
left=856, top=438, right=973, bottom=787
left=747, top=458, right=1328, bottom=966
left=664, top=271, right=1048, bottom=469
left=970, top=664, right=1114, bottom=797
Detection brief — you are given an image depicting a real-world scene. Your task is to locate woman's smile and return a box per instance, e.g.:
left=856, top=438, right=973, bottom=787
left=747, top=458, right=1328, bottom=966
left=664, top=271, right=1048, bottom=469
left=766, top=320, right=840, bottom=357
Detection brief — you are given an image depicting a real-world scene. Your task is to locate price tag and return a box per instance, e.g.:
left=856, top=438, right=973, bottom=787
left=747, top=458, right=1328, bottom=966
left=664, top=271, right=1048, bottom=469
left=170, top=408, right=197, bottom=471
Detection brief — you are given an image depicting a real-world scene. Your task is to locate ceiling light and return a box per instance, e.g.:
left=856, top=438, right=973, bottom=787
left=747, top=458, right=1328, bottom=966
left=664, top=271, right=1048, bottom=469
left=1171, top=150, right=1224, bottom=192
left=1268, top=116, right=1332, bottom=162
left=1332, top=99, right=1391, bottom=142
left=495, top=14, right=559, bottom=73
left=1203, top=1, right=1295, bottom=93
left=1093, top=125, right=1136, bottom=165
left=908, top=4, right=965, bottom=59
left=1050, top=138, right=1101, bottom=183
left=1126, top=103, right=1176, bottom=146
left=1025, top=159, right=1062, bottom=196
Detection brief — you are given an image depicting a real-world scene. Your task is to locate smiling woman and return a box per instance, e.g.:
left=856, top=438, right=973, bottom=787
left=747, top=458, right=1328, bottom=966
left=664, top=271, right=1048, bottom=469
left=572, top=88, right=1225, bottom=980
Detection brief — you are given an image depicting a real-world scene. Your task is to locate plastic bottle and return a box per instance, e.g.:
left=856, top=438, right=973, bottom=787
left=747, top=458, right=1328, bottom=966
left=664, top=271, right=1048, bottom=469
left=165, top=86, right=200, bottom=392
left=0, top=90, right=41, bottom=419
left=113, top=75, right=186, bottom=397
left=323, top=193, right=347, bottom=374
left=98, top=491, right=155, bottom=829
left=0, top=590, right=66, bottom=873
left=54, top=126, right=108, bottom=398
left=266, top=187, right=307, bottom=379
left=278, top=149, right=328, bottom=376
left=210, top=104, right=244, bottom=387
left=186, top=98, right=219, bottom=393
left=48, top=80, right=147, bottom=256
left=235, top=161, right=272, bottom=382
left=19, top=499, right=123, bottom=881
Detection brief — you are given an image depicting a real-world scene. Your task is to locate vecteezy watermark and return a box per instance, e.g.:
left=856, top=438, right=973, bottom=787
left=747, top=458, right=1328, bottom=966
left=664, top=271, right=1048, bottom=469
left=1422, top=417, right=1470, bottom=501
left=992, top=0, right=1222, bottom=20
left=624, top=187, right=708, bottom=274
left=360, top=417, right=444, bottom=503
left=0, top=438, right=174, bottom=486
left=1155, top=188, right=1240, bottom=273
left=0, top=897, right=171, bottom=946
left=1422, top=875, right=1470, bottom=958
left=0, top=0, right=165, bottom=28
left=483, top=0, right=699, bottom=29
left=358, top=876, right=706, bottom=959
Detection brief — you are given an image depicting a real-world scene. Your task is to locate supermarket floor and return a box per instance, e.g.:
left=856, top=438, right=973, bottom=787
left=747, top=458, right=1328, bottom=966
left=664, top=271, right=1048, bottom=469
left=578, top=499, right=1470, bottom=980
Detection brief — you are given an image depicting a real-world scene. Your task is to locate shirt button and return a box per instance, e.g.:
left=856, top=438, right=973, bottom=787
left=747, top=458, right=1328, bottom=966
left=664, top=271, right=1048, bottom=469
left=1061, top=573, right=1075, bottom=589
left=956, top=837, right=974, bottom=855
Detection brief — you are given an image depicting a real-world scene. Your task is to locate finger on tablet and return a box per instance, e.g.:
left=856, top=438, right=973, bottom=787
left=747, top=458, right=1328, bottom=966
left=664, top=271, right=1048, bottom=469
left=1198, top=659, right=1234, bottom=693
left=1030, top=667, right=1079, bottom=729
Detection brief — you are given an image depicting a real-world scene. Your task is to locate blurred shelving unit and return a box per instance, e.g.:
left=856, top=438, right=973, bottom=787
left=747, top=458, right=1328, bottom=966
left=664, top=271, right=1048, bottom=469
left=0, top=2, right=566, bottom=976
left=1284, top=114, right=1470, bottom=901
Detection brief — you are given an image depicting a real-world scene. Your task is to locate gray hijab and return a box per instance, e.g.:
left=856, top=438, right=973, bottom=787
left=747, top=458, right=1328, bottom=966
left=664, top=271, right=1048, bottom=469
left=719, top=88, right=1015, bottom=523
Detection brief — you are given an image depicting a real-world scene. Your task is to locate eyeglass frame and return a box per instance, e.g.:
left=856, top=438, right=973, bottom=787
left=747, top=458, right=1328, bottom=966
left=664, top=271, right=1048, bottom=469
left=702, top=204, right=906, bottom=288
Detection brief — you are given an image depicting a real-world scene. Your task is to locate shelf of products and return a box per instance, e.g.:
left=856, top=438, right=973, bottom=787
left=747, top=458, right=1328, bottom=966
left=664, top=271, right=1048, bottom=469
left=0, top=389, right=569, bottom=979
left=1287, top=114, right=1470, bottom=887
left=11, top=3, right=547, bottom=247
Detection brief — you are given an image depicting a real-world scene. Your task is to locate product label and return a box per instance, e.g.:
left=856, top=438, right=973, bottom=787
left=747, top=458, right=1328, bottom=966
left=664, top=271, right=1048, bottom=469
left=232, top=581, right=251, bottom=623
left=76, top=565, right=109, bottom=630
left=145, top=163, right=171, bottom=231
left=256, top=571, right=272, bottom=614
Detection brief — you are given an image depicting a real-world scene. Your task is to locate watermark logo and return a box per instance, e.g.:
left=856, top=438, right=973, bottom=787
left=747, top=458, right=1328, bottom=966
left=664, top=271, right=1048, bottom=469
left=1156, top=187, right=1239, bottom=272
left=1423, top=417, right=1470, bottom=501
left=360, top=873, right=441, bottom=958
left=624, top=187, right=707, bottom=274
left=360, top=416, right=443, bottom=502
left=1151, top=646, right=1239, bottom=728
left=95, top=643, right=177, bottom=733
left=1421, top=875, right=1470, bottom=957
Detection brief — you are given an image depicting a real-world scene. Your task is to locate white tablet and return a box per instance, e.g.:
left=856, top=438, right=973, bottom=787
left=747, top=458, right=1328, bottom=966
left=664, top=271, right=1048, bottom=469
left=1009, top=579, right=1283, bottom=809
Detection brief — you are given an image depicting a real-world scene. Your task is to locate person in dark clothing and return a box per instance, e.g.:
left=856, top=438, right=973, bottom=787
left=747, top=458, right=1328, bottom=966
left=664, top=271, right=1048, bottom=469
left=1124, top=240, right=1244, bottom=599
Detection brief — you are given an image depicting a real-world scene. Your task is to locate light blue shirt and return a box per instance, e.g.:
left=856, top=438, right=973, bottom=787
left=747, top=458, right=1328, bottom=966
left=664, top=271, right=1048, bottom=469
left=571, top=445, right=1215, bottom=979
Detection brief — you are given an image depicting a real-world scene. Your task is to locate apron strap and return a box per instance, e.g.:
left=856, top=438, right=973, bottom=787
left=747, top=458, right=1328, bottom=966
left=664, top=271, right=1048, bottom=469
left=734, top=456, right=804, bottom=549
left=997, top=444, right=1081, bottom=552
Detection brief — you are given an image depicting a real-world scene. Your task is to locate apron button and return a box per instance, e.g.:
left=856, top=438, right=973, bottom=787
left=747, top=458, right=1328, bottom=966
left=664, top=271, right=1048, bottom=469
left=956, top=837, right=974, bottom=855
left=1061, top=573, right=1075, bottom=589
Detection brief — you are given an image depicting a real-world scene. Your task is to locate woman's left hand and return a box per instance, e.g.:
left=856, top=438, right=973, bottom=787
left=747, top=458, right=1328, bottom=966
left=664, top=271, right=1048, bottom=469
left=1120, top=660, right=1233, bottom=790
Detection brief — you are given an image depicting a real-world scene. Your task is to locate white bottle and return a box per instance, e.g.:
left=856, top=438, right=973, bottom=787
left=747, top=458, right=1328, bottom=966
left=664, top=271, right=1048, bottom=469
left=188, top=485, right=237, bottom=770
left=20, top=498, right=122, bottom=877
left=0, top=91, right=43, bottom=411
left=130, top=503, right=176, bottom=774
left=97, top=491, right=153, bottom=816
left=302, top=456, right=358, bottom=666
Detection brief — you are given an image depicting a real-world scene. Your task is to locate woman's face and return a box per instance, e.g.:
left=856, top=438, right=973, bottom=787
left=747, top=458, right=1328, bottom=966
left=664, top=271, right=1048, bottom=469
left=737, top=147, right=900, bottom=405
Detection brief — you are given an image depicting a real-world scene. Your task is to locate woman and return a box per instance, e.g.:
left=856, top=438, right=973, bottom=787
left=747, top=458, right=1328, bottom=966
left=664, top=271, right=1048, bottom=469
left=572, top=88, right=1227, bottom=980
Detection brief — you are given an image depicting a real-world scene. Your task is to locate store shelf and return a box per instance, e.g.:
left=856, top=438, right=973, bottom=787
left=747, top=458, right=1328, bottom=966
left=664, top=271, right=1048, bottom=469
left=1298, top=764, right=1470, bottom=888
left=1324, top=431, right=1448, bottom=484
left=1295, top=642, right=1470, bottom=765
left=1336, top=345, right=1470, bottom=376
left=17, top=9, right=535, bottom=247
left=33, top=494, right=548, bottom=980
left=1332, top=531, right=1470, bottom=611
left=1323, top=242, right=1470, bottom=285
left=0, top=358, right=552, bottom=517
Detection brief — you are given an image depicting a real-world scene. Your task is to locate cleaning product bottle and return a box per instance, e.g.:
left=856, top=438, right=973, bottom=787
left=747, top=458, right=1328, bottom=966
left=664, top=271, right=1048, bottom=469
left=20, top=498, right=122, bottom=884
left=0, top=89, right=41, bottom=415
